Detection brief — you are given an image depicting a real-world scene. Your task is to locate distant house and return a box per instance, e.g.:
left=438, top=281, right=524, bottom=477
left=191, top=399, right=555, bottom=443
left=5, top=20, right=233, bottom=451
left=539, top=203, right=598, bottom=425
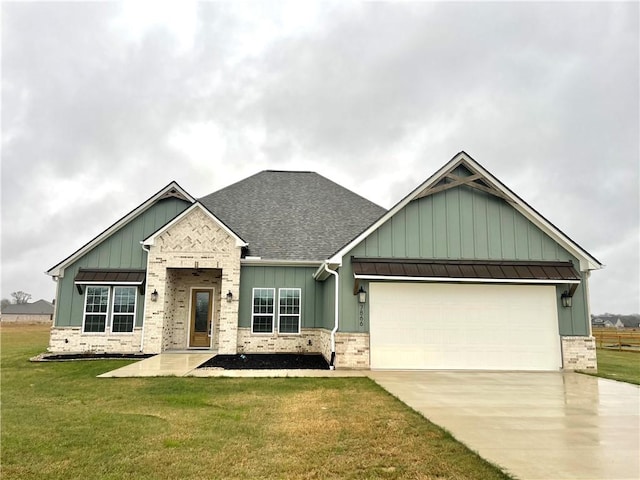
left=1, top=300, right=54, bottom=323
left=45, top=151, right=602, bottom=371
left=592, top=314, right=640, bottom=329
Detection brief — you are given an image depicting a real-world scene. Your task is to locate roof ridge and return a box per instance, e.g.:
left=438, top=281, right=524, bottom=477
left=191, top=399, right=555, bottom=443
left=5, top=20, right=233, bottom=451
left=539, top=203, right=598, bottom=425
left=264, top=169, right=316, bottom=173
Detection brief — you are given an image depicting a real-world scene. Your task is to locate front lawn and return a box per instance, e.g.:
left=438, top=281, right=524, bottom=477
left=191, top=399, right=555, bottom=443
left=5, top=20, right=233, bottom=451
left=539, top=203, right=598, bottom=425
left=589, top=348, right=640, bottom=385
left=1, top=324, right=511, bottom=480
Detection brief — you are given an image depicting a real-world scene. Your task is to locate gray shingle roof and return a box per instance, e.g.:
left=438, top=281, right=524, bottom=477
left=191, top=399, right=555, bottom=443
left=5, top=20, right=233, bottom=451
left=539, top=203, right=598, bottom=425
left=199, top=171, right=387, bottom=261
left=2, top=299, right=54, bottom=315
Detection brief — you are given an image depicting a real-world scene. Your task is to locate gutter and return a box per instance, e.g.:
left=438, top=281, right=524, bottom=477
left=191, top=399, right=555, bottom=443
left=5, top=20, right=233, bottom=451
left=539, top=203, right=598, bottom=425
left=140, top=242, right=151, bottom=352
left=322, top=263, right=340, bottom=370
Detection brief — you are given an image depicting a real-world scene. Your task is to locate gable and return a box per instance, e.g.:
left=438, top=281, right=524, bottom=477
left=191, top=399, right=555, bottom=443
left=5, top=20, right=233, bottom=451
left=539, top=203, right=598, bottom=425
left=47, top=182, right=194, bottom=277
left=353, top=185, right=577, bottom=263
left=143, top=203, right=247, bottom=251
left=328, top=152, right=602, bottom=271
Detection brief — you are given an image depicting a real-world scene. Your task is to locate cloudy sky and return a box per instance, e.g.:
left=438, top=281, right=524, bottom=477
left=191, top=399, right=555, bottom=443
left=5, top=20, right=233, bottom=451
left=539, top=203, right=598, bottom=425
left=2, top=1, right=638, bottom=314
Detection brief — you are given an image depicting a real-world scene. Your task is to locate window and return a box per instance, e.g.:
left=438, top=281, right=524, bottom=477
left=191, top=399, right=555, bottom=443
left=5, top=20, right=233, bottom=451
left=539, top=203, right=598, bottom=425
left=278, top=288, right=301, bottom=334
left=82, top=285, right=137, bottom=333
left=111, top=287, right=137, bottom=333
left=252, top=288, right=275, bottom=333
left=84, top=286, right=109, bottom=332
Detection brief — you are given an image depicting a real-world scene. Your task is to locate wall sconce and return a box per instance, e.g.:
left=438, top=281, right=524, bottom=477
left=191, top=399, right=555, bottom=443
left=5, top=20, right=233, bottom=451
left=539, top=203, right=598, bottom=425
left=357, top=285, right=367, bottom=304
left=561, top=291, right=572, bottom=308
left=151, top=289, right=159, bottom=302
left=226, top=290, right=233, bottom=302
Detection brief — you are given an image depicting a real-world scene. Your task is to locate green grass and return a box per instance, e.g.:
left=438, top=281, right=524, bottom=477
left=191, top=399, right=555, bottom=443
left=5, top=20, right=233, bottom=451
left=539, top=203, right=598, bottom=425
left=587, top=348, right=640, bottom=385
left=1, top=324, right=512, bottom=479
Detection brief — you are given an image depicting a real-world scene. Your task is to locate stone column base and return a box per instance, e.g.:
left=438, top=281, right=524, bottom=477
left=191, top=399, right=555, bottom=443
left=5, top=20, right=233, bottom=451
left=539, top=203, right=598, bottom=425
left=320, top=329, right=370, bottom=369
left=561, top=336, right=597, bottom=371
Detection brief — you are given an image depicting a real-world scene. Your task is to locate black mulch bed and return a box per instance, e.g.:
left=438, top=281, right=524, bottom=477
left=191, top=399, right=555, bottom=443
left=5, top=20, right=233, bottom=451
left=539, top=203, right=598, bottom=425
left=30, top=352, right=154, bottom=362
left=198, top=353, right=330, bottom=370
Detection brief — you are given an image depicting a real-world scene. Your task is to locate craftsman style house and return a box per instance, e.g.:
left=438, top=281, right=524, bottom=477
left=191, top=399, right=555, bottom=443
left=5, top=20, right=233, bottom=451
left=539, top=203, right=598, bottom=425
left=46, top=152, right=602, bottom=370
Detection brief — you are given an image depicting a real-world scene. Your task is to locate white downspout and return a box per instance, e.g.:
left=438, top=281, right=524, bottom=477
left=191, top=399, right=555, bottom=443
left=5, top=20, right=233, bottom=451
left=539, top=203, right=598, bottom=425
left=323, top=263, right=339, bottom=370
left=140, top=242, right=151, bottom=352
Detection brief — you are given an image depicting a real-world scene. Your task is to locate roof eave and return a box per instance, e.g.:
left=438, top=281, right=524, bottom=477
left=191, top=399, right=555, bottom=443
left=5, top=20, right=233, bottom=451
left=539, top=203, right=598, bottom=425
left=328, top=151, right=603, bottom=271
left=46, top=181, right=196, bottom=277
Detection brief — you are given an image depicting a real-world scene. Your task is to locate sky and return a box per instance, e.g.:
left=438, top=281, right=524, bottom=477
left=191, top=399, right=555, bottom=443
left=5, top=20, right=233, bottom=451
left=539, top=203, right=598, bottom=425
left=1, top=1, right=638, bottom=314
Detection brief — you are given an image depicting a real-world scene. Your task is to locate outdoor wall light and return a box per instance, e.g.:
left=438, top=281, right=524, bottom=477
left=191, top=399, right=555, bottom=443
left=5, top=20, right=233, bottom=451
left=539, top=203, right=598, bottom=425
left=561, top=291, right=572, bottom=308
left=226, top=290, right=233, bottom=302
left=151, top=289, right=159, bottom=302
left=357, top=285, right=367, bottom=304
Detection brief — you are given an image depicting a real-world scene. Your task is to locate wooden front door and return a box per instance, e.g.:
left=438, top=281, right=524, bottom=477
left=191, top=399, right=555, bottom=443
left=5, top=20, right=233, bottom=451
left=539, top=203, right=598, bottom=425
left=189, top=289, right=213, bottom=348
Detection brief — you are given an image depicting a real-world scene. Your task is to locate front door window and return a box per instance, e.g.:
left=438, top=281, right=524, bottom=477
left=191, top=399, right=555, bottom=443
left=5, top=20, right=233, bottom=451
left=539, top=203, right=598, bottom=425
left=190, top=289, right=213, bottom=348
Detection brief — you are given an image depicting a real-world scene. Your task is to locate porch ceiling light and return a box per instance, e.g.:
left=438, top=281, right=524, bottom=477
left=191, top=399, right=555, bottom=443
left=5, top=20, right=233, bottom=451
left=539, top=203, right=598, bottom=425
left=151, top=289, right=159, bottom=302
left=226, top=290, right=233, bottom=302
left=561, top=291, right=572, bottom=308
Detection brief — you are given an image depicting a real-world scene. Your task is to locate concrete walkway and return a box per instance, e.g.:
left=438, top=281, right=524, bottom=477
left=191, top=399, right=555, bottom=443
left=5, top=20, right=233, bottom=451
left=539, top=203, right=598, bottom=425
left=98, top=352, right=216, bottom=377
left=368, top=370, right=640, bottom=480
left=98, top=353, right=366, bottom=378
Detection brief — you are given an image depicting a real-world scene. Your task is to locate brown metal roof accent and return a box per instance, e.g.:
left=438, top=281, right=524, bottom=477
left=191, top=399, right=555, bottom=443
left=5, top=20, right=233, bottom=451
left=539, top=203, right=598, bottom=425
left=75, top=269, right=146, bottom=284
left=74, top=269, right=146, bottom=295
left=351, top=258, right=581, bottom=282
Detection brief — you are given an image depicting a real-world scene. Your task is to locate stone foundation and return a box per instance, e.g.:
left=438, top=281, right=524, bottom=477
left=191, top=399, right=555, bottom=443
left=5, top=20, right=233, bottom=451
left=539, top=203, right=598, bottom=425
left=236, top=328, right=322, bottom=354
left=319, top=329, right=370, bottom=369
left=561, top=336, right=597, bottom=371
left=237, top=328, right=370, bottom=369
left=48, top=327, right=143, bottom=353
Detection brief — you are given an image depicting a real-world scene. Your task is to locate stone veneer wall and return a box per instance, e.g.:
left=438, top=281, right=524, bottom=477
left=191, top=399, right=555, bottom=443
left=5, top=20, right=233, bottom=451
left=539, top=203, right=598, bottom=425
left=561, top=336, right=597, bottom=371
left=238, top=328, right=370, bottom=369
left=49, top=327, right=142, bottom=353
left=319, top=329, right=370, bottom=369
left=143, top=207, right=242, bottom=354
left=237, top=328, right=322, bottom=354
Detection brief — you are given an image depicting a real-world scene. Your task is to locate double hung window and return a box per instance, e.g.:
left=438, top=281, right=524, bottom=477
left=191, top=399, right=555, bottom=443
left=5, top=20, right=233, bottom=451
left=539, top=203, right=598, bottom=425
left=84, top=286, right=110, bottom=332
left=252, top=288, right=275, bottom=333
left=278, top=288, right=301, bottom=334
left=251, top=287, right=301, bottom=334
left=83, top=286, right=137, bottom=333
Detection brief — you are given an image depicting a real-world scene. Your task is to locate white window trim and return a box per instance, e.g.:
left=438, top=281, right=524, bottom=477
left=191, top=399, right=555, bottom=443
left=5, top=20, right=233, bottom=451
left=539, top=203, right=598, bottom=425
left=278, top=288, right=301, bottom=335
left=82, top=286, right=110, bottom=334
left=81, top=285, right=138, bottom=335
left=109, top=286, right=138, bottom=335
left=251, top=288, right=275, bottom=335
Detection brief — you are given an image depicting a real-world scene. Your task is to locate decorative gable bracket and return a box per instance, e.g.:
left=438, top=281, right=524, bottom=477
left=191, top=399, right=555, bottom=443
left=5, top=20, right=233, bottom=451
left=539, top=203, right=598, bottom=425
left=414, top=161, right=512, bottom=203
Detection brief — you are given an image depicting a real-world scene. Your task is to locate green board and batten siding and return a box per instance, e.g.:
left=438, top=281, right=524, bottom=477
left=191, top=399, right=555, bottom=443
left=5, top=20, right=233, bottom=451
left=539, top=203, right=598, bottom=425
left=238, top=266, right=328, bottom=329
left=54, top=198, right=190, bottom=327
left=339, top=185, right=590, bottom=336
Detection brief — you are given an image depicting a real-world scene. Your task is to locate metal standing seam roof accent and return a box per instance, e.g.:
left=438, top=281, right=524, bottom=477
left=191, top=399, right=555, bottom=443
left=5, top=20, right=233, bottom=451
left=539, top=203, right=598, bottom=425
left=351, top=258, right=581, bottom=282
left=74, top=269, right=147, bottom=284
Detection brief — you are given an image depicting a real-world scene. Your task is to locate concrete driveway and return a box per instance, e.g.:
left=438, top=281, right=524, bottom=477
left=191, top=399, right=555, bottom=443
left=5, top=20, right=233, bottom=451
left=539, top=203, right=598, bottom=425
left=368, top=371, right=639, bottom=480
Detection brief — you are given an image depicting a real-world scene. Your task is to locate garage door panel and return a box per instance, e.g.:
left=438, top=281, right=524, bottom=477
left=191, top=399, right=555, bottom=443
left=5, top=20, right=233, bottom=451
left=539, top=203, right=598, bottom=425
left=369, top=283, right=561, bottom=371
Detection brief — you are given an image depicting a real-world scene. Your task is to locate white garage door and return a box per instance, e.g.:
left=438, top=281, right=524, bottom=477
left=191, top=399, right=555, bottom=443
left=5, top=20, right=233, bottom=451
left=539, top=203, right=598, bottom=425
left=369, top=283, right=561, bottom=371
